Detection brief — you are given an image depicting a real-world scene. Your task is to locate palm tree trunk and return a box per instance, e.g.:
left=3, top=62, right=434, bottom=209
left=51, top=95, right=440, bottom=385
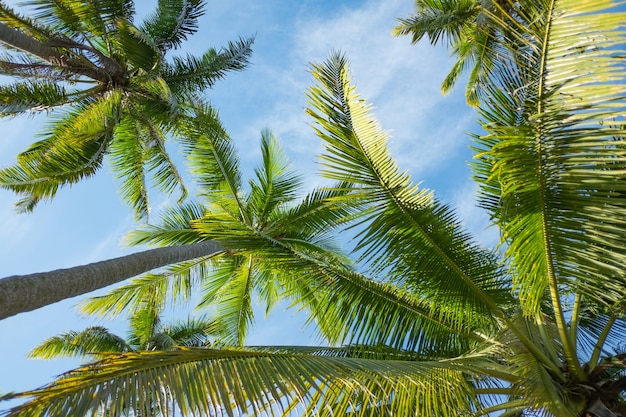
left=0, top=22, right=119, bottom=84
left=0, top=241, right=223, bottom=320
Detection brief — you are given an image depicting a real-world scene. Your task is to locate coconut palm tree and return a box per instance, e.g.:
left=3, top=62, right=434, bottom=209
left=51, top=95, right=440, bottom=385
left=0, top=0, right=253, bottom=217
left=77, top=125, right=355, bottom=348
left=29, top=303, right=218, bottom=361
left=29, top=305, right=220, bottom=417
left=2, top=0, right=626, bottom=415
left=28, top=314, right=218, bottom=359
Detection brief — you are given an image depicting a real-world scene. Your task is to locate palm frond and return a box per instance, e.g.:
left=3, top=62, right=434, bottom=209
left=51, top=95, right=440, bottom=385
left=125, top=201, right=208, bottom=247
left=161, top=315, right=218, bottom=347
left=21, top=0, right=131, bottom=43
left=113, top=18, right=160, bottom=72
left=0, top=3, right=58, bottom=41
left=78, top=255, right=219, bottom=318
left=140, top=0, right=205, bottom=51
left=0, top=80, right=71, bottom=115
left=108, top=115, right=150, bottom=219
left=306, top=53, right=509, bottom=340
left=247, top=130, right=303, bottom=229
left=0, top=90, right=123, bottom=212
left=472, top=0, right=626, bottom=318
left=177, top=102, right=246, bottom=212
left=197, top=254, right=255, bottom=346
left=28, top=326, right=132, bottom=360
left=126, top=288, right=165, bottom=349
left=392, top=0, right=479, bottom=47
left=2, top=347, right=486, bottom=417
left=270, top=182, right=356, bottom=246
left=164, top=36, right=254, bottom=96
left=496, top=314, right=580, bottom=416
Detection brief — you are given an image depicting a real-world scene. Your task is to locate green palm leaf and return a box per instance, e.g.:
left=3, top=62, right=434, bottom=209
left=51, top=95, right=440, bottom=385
left=0, top=3, right=57, bottom=41
left=164, top=36, right=254, bottom=96
left=23, top=0, right=132, bottom=40
left=0, top=1, right=253, bottom=218
left=306, top=53, right=509, bottom=340
left=141, top=0, right=205, bottom=51
left=28, top=327, right=132, bottom=360
left=0, top=81, right=71, bottom=114
left=0, top=90, right=122, bottom=212
left=2, top=347, right=488, bottom=417
left=78, top=255, right=218, bottom=318
left=247, top=130, right=303, bottom=229
left=472, top=0, right=626, bottom=356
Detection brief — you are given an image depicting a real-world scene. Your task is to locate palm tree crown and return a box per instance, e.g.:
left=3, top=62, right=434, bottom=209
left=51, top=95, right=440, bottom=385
left=0, top=0, right=253, bottom=217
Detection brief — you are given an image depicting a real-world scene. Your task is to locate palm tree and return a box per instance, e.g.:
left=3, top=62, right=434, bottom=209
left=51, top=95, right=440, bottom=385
left=0, top=104, right=350, bottom=324
left=3, top=0, right=626, bottom=415
left=29, top=299, right=218, bottom=361
left=77, top=125, right=355, bottom=348
left=29, top=306, right=219, bottom=417
left=0, top=0, right=253, bottom=217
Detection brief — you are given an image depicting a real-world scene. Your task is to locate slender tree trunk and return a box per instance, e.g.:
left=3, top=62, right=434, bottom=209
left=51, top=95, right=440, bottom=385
left=0, top=22, right=121, bottom=84
left=0, top=241, right=223, bottom=320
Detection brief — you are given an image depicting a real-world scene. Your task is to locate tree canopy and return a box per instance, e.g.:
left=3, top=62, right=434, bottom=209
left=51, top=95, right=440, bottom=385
left=2, top=0, right=626, bottom=416
left=0, top=0, right=253, bottom=218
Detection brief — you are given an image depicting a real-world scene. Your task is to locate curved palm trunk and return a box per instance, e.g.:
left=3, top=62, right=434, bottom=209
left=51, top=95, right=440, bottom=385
left=0, top=241, right=223, bottom=320
left=0, top=22, right=121, bottom=84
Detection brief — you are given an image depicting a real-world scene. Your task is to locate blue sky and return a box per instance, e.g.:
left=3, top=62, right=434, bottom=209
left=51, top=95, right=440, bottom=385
left=0, top=0, right=496, bottom=401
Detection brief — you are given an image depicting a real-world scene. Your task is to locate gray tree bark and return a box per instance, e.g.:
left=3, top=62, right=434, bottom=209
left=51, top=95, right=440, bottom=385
left=0, top=241, right=223, bottom=320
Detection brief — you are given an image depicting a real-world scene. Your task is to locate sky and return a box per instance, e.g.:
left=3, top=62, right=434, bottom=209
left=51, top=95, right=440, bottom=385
left=0, top=0, right=497, bottom=404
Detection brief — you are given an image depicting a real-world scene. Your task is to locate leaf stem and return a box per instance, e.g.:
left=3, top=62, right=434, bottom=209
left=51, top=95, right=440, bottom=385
left=589, top=313, right=617, bottom=369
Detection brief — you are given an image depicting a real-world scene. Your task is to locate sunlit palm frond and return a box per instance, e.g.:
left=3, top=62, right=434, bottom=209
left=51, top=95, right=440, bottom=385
left=494, top=314, right=580, bottom=417
left=0, top=90, right=123, bottom=212
left=0, top=3, right=56, bottom=41
left=2, top=347, right=491, bottom=417
left=161, top=315, right=218, bottom=347
left=197, top=254, right=255, bottom=346
left=21, top=0, right=130, bottom=43
left=78, top=271, right=169, bottom=319
left=247, top=238, right=487, bottom=354
left=247, top=130, right=303, bottom=229
left=112, top=19, right=160, bottom=72
left=1, top=1, right=252, bottom=218
left=108, top=115, right=150, bottom=219
left=393, top=0, right=500, bottom=103
left=392, top=0, right=479, bottom=47
left=306, top=53, right=509, bottom=340
left=126, top=288, right=166, bottom=349
left=271, top=182, right=354, bottom=241
left=126, top=201, right=208, bottom=247
left=140, top=0, right=205, bottom=52
left=473, top=0, right=626, bottom=319
left=143, top=124, right=187, bottom=200
left=185, top=183, right=484, bottom=354
left=177, top=102, right=242, bottom=200
left=78, top=253, right=219, bottom=319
